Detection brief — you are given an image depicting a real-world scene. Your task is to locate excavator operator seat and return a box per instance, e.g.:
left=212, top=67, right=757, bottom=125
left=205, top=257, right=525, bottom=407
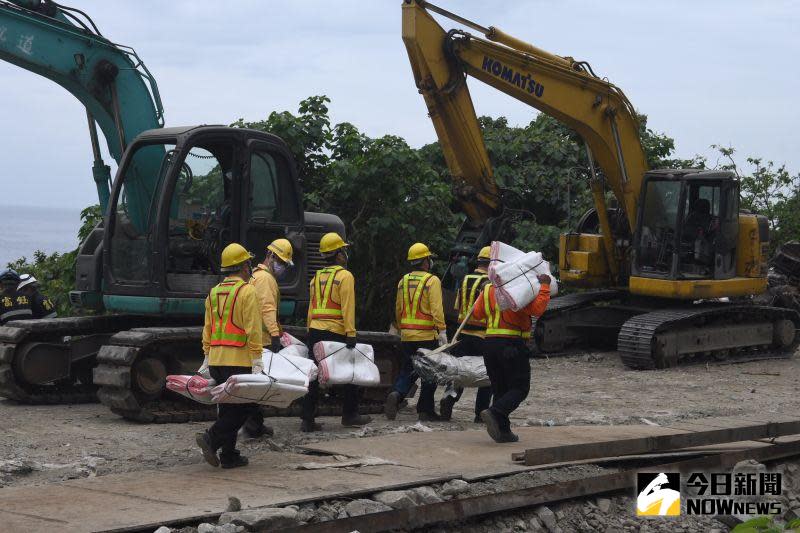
left=633, top=170, right=739, bottom=282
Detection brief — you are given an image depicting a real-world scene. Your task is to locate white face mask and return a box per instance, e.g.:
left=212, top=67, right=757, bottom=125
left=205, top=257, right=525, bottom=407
left=271, top=257, right=288, bottom=279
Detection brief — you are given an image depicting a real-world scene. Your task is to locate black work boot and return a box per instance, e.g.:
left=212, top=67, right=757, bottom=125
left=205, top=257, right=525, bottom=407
left=418, top=411, right=442, bottom=422
left=195, top=431, right=219, bottom=467
left=439, top=396, right=456, bottom=421
left=342, top=414, right=372, bottom=427
left=473, top=414, right=483, bottom=424
left=220, top=453, right=249, bottom=469
left=242, top=423, right=274, bottom=439
left=384, top=391, right=401, bottom=420
left=480, top=409, right=504, bottom=443
left=300, top=419, right=323, bottom=433
left=496, top=431, right=520, bottom=443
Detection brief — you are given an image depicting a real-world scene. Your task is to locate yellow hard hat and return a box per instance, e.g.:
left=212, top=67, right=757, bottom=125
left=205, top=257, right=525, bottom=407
left=220, top=243, right=253, bottom=268
left=267, top=238, right=294, bottom=266
left=478, top=246, right=491, bottom=260
left=319, top=232, right=349, bottom=254
left=407, top=242, right=434, bottom=261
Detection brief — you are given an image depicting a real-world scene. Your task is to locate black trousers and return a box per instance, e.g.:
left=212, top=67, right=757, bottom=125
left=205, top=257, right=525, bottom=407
left=208, top=365, right=260, bottom=462
left=392, top=339, right=438, bottom=415
left=301, top=328, right=361, bottom=421
left=483, top=337, right=531, bottom=432
left=450, top=333, right=493, bottom=416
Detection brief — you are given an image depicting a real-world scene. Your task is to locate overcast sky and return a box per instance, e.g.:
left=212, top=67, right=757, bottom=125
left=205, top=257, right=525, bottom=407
left=2, top=0, right=798, bottom=209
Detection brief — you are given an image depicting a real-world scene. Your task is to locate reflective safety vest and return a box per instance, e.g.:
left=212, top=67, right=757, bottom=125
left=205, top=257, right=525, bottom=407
left=310, top=266, right=344, bottom=320
left=399, top=272, right=435, bottom=330
left=482, top=285, right=531, bottom=339
left=458, top=273, right=488, bottom=330
left=209, top=279, right=248, bottom=347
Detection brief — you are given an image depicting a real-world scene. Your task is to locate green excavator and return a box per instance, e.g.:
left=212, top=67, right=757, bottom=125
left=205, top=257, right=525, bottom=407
left=0, top=0, right=400, bottom=422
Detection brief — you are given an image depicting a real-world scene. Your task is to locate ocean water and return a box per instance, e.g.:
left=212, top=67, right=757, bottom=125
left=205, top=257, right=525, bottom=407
left=0, top=204, right=82, bottom=268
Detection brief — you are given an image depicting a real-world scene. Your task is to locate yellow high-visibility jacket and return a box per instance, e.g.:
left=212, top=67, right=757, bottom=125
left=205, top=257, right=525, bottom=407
left=395, top=270, right=446, bottom=342
left=454, top=267, right=489, bottom=339
left=202, top=277, right=263, bottom=367
left=307, top=267, right=356, bottom=338
left=251, top=264, right=281, bottom=339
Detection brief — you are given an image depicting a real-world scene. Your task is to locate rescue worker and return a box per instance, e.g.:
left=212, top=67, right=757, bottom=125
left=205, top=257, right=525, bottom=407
left=384, top=243, right=447, bottom=421
left=471, top=270, right=551, bottom=443
left=440, top=246, right=493, bottom=423
left=195, top=243, right=263, bottom=469
left=244, top=238, right=294, bottom=439
left=300, top=232, right=371, bottom=432
left=0, top=269, right=33, bottom=325
left=17, top=274, right=57, bottom=319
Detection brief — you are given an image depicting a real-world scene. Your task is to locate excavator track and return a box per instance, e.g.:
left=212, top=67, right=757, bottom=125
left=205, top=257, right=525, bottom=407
left=0, top=315, right=165, bottom=404
left=94, top=326, right=214, bottom=423
left=532, top=290, right=624, bottom=353
left=95, top=326, right=400, bottom=423
left=618, top=305, right=800, bottom=369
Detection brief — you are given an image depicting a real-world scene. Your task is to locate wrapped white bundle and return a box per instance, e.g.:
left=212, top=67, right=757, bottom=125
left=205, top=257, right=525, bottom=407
left=313, top=341, right=381, bottom=387
left=210, top=373, right=308, bottom=407
left=166, top=374, right=217, bottom=404
left=280, top=332, right=305, bottom=347
left=262, top=344, right=318, bottom=386
left=488, top=241, right=558, bottom=311
left=413, top=348, right=489, bottom=388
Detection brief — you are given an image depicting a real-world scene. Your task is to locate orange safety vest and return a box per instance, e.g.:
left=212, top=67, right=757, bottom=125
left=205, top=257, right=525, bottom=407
left=458, top=273, right=488, bottom=331
left=399, top=272, right=435, bottom=330
left=482, top=285, right=531, bottom=339
left=310, top=266, right=344, bottom=320
left=209, top=279, right=248, bottom=347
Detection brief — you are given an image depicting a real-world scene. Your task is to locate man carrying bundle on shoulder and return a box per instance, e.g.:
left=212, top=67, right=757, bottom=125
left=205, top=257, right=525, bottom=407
left=471, top=263, right=551, bottom=443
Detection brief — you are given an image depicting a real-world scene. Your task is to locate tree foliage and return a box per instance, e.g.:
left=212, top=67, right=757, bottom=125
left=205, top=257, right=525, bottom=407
left=235, top=96, right=457, bottom=329
left=712, top=145, right=800, bottom=249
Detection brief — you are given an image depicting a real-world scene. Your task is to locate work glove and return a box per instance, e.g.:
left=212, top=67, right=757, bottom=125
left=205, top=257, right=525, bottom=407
left=345, top=336, right=357, bottom=349
left=196, top=354, right=210, bottom=379
left=252, top=359, right=264, bottom=375
left=537, top=274, right=552, bottom=285
left=270, top=336, right=282, bottom=353
left=437, top=331, right=448, bottom=347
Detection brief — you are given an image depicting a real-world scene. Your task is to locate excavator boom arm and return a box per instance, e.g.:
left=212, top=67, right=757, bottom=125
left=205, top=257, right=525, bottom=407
left=0, top=0, right=163, bottom=209
left=403, top=1, right=650, bottom=282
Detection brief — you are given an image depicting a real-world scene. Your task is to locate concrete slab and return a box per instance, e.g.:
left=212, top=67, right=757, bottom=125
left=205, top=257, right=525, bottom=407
left=300, top=424, right=688, bottom=481
left=2, top=419, right=794, bottom=533
left=0, top=452, right=453, bottom=533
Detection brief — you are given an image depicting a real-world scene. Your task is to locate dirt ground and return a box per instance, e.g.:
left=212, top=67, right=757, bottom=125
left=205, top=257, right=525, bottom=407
left=2, top=350, right=798, bottom=491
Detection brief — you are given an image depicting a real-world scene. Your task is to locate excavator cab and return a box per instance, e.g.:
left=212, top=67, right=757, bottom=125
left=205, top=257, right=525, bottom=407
left=630, top=169, right=766, bottom=299
left=103, top=126, right=310, bottom=315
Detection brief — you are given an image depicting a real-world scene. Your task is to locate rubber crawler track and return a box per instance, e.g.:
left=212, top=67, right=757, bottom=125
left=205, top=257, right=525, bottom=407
left=532, top=290, right=623, bottom=352
left=618, top=305, right=800, bottom=369
left=0, top=315, right=161, bottom=404
left=95, top=326, right=396, bottom=424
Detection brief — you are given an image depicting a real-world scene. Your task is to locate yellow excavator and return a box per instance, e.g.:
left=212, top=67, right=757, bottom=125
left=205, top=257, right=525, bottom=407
left=402, top=1, right=799, bottom=368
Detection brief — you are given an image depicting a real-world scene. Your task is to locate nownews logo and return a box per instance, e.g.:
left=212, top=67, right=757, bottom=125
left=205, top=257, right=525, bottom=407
left=637, top=473, right=681, bottom=516
left=636, top=471, right=784, bottom=517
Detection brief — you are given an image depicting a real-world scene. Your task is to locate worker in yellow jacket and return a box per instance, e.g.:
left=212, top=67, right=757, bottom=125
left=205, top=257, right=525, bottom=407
left=252, top=238, right=294, bottom=350
left=243, top=238, right=294, bottom=439
left=384, top=243, right=447, bottom=421
left=301, top=232, right=372, bottom=432
left=195, top=243, right=262, bottom=469
left=440, top=245, right=493, bottom=423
